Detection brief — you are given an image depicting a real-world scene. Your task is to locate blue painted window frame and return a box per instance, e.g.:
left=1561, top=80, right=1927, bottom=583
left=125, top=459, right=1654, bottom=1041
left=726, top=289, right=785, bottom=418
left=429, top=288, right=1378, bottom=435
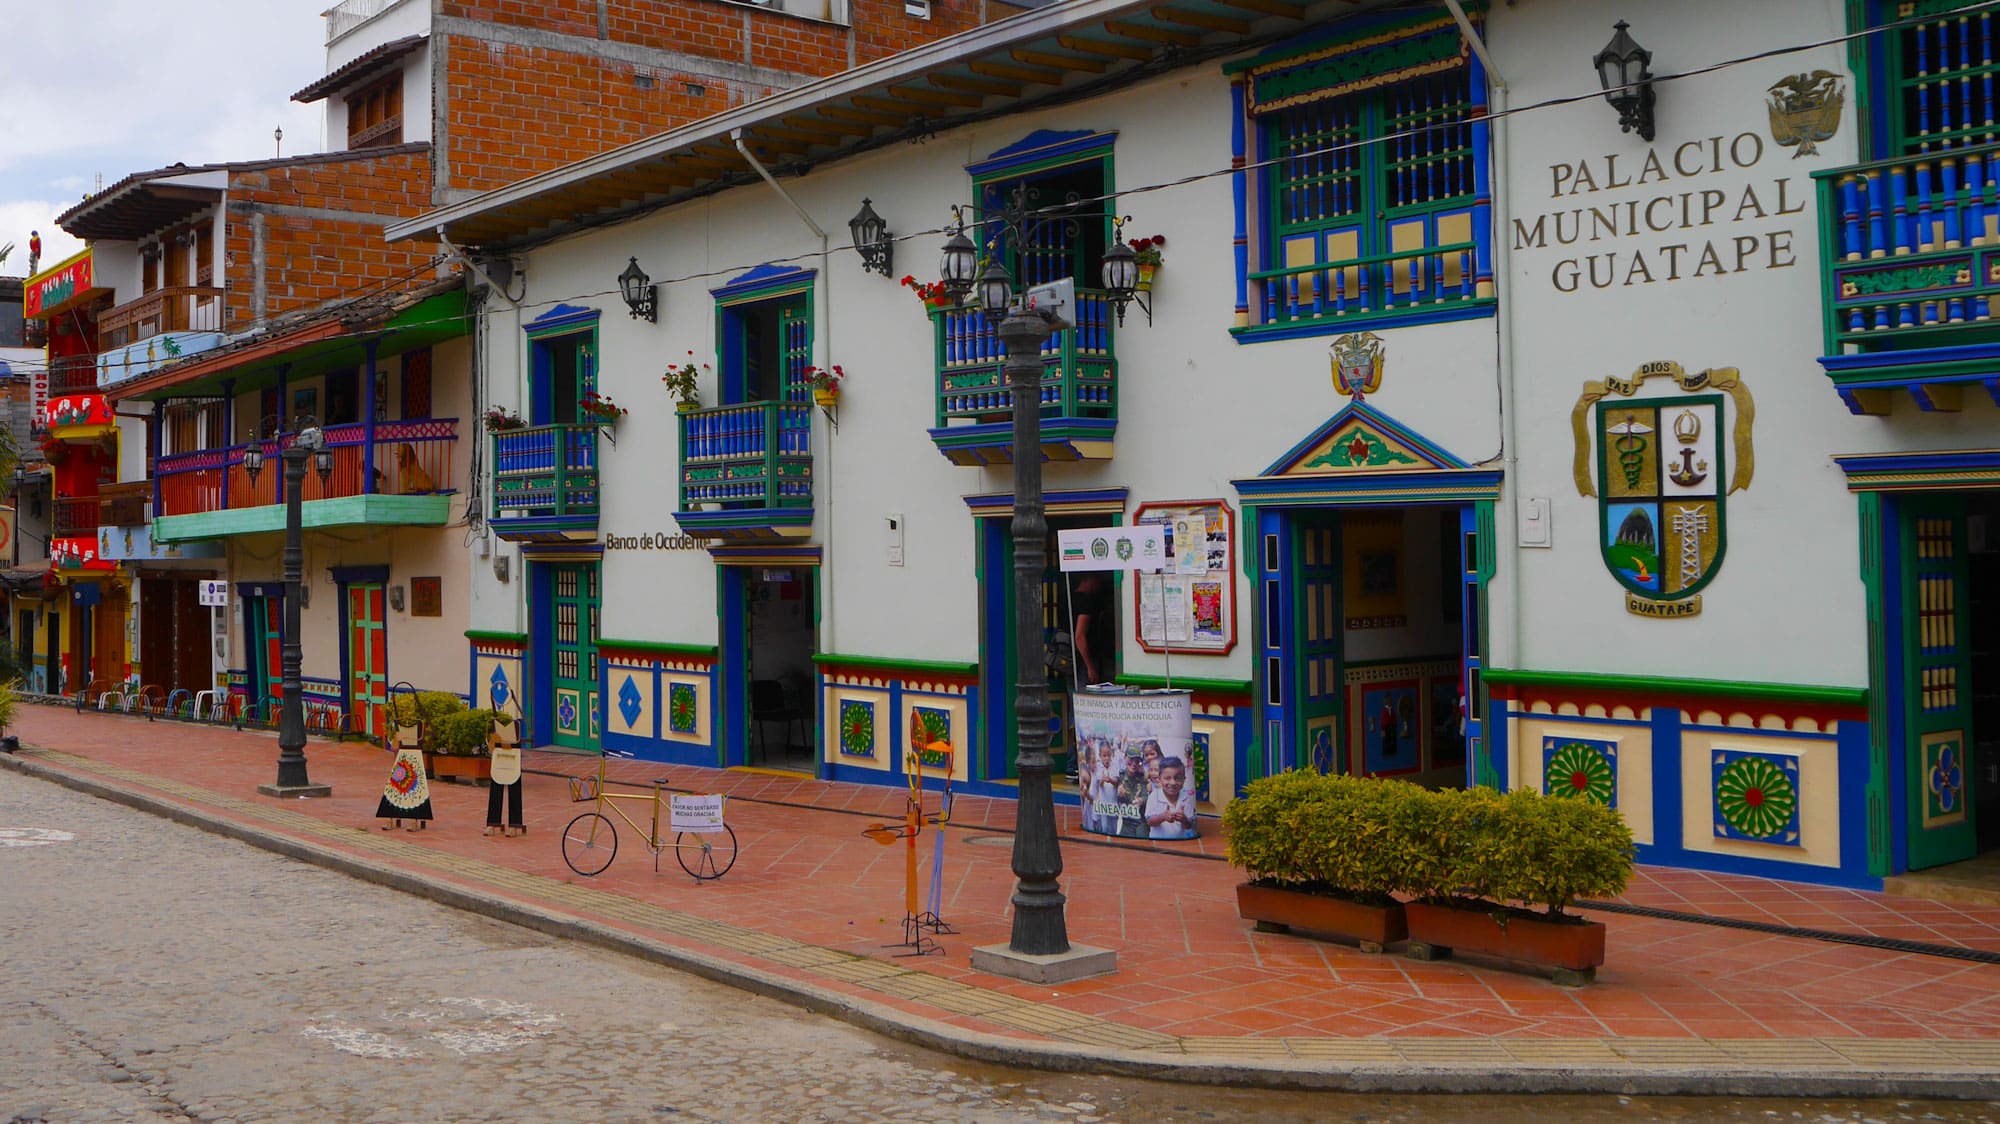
left=710, top=267, right=816, bottom=406
left=966, top=130, right=1118, bottom=290
left=523, top=305, right=601, bottom=426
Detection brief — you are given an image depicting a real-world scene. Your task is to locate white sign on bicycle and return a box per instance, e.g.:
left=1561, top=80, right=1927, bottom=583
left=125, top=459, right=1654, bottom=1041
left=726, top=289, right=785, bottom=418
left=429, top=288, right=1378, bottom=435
left=669, top=794, right=726, bottom=834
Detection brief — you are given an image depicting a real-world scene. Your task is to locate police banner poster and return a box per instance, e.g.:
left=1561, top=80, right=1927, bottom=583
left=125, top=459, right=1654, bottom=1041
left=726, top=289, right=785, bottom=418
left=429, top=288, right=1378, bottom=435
left=1074, top=687, right=1198, bottom=840
left=1057, top=525, right=1166, bottom=573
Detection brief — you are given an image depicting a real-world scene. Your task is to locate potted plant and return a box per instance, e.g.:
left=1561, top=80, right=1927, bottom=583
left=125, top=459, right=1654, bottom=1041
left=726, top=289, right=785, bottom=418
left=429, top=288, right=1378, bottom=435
left=482, top=407, right=527, bottom=433
left=661, top=352, right=707, bottom=413
left=1397, top=787, right=1633, bottom=986
left=578, top=390, right=628, bottom=426
left=1223, top=770, right=1412, bottom=952
left=429, top=707, right=513, bottom=783
left=899, top=274, right=958, bottom=312
left=385, top=690, right=483, bottom=779
left=1127, top=234, right=1165, bottom=292
left=804, top=365, right=845, bottom=409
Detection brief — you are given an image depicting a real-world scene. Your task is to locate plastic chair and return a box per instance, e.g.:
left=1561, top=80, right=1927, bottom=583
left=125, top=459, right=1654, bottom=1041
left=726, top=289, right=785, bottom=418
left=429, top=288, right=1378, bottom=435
left=750, top=678, right=805, bottom=757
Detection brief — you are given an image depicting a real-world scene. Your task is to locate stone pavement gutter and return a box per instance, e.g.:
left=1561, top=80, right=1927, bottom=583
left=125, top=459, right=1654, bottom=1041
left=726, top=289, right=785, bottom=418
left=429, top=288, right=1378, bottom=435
left=5, top=738, right=2000, bottom=1098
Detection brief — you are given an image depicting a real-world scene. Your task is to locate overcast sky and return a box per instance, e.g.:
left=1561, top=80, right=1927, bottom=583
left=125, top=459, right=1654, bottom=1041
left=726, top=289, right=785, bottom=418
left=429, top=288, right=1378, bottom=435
left=3, top=1, right=329, bottom=275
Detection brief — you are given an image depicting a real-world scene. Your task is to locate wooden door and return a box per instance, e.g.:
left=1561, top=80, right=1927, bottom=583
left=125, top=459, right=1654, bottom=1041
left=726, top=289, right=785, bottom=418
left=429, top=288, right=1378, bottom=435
left=94, top=592, right=125, bottom=687
left=551, top=563, right=600, bottom=751
left=247, top=596, right=282, bottom=707
left=347, top=582, right=388, bottom=739
left=1903, top=497, right=1978, bottom=869
left=1292, top=513, right=1343, bottom=775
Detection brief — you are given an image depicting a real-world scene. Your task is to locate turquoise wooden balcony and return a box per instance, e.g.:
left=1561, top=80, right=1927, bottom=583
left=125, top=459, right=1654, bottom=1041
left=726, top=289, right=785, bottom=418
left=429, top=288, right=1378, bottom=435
left=490, top=423, right=600, bottom=543
left=926, top=288, right=1117, bottom=466
left=1817, top=143, right=2000, bottom=414
left=673, top=401, right=813, bottom=541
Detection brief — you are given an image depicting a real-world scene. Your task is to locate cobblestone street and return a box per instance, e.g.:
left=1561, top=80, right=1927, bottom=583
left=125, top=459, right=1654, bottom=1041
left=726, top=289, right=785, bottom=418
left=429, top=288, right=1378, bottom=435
left=3, top=769, right=1998, bottom=1123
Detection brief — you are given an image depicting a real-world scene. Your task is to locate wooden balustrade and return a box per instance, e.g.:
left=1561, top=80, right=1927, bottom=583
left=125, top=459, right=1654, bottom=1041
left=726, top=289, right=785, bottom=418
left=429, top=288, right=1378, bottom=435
left=932, top=289, right=1118, bottom=425
left=491, top=423, right=600, bottom=527
left=677, top=401, right=813, bottom=510
left=99, top=286, right=225, bottom=350
left=52, top=496, right=100, bottom=538
left=48, top=355, right=98, bottom=395
left=1820, top=144, right=2000, bottom=351
left=156, top=419, right=457, bottom=518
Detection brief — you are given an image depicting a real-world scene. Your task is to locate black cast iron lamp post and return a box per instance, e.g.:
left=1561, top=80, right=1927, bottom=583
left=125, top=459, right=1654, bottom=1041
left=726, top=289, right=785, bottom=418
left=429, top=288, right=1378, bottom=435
left=247, top=418, right=334, bottom=798
left=1595, top=20, right=1656, bottom=142
left=943, top=193, right=1115, bottom=980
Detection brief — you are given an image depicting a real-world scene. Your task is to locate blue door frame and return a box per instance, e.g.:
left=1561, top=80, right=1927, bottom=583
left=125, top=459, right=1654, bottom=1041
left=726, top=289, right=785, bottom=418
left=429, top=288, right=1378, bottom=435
left=1253, top=502, right=1482, bottom=784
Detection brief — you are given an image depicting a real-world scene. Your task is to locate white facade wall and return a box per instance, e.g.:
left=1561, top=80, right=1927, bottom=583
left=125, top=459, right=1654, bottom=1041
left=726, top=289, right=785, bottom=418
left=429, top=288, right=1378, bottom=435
left=473, top=65, right=1504, bottom=679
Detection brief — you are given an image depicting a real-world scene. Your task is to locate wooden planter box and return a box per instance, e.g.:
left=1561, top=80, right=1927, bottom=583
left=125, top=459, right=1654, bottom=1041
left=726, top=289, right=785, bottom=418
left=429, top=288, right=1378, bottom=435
left=428, top=753, right=492, bottom=784
left=1404, top=901, right=1606, bottom=986
left=1235, top=882, right=1407, bottom=953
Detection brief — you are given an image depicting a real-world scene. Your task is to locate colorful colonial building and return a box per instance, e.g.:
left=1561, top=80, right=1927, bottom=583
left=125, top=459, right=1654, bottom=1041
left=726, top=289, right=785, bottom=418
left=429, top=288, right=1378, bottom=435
left=376, top=0, right=2000, bottom=890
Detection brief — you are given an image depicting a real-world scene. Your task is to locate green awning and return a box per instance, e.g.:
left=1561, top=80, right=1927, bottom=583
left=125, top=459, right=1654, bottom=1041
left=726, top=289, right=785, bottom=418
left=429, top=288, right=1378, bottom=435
left=126, top=290, right=469, bottom=402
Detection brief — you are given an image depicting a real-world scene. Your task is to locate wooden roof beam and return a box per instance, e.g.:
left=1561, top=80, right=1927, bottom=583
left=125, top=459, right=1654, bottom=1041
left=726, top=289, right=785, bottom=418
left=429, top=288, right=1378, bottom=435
left=929, top=72, right=1022, bottom=98
left=1013, top=47, right=1107, bottom=74
left=1103, top=20, right=1201, bottom=47
left=772, top=115, right=861, bottom=141
left=969, top=58, right=1066, bottom=86
left=1055, top=34, right=1155, bottom=62
left=818, top=103, right=914, bottom=127
left=1150, top=6, right=1250, bottom=33
left=880, top=84, right=985, bottom=109
left=1209, top=0, right=1306, bottom=18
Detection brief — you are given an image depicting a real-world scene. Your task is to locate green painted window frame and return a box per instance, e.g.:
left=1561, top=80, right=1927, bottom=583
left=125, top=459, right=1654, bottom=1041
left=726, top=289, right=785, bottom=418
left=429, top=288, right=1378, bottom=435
left=970, top=139, right=1117, bottom=291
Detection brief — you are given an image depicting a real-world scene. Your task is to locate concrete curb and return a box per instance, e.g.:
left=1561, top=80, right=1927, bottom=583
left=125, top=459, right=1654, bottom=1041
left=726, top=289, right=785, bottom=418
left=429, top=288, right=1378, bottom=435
left=6, top=748, right=1998, bottom=1099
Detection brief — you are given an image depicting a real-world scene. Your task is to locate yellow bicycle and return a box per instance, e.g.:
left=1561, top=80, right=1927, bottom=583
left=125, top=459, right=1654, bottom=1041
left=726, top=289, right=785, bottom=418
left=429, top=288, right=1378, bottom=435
left=561, top=751, right=737, bottom=880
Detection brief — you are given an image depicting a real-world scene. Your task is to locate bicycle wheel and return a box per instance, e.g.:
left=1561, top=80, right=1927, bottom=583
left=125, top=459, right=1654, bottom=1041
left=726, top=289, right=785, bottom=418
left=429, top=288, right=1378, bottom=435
left=562, top=812, right=618, bottom=876
left=675, top=825, right=738, bottom=881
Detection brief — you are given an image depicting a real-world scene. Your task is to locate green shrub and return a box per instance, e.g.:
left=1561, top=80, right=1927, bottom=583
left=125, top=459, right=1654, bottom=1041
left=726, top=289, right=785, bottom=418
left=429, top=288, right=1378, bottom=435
left=1222, top=768, right=1324, bottom=887
left=384, top=691, right=474, bottom=753
left=430, top=708, right=513, bottom=755
left=1478, top=788, right=1636, bottom=916
left=1384, top=784, right=1502, bottom=904
left=1224, top=772, right=1634, bottom=916
left=0, top=678, right=18, bottom=733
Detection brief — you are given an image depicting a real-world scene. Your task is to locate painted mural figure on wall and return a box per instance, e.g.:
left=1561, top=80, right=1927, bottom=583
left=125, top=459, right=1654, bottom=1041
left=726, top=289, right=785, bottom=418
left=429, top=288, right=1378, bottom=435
left=1766, top=71, right=1845, bottom=159
left=1570, top=362, right=1756, bottom=618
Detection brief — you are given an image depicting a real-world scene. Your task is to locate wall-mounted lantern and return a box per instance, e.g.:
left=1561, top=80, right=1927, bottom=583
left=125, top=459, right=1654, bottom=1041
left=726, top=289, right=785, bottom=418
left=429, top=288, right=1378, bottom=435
left=848, top=198, right=893, bottom=278
left=938, top=210, right=980, bottom=303
left=618, top=256, right=658, bottom=322
left=1594, top=20, right=1656, bottom=142
left=1100, top=220, right=1151, bottom=327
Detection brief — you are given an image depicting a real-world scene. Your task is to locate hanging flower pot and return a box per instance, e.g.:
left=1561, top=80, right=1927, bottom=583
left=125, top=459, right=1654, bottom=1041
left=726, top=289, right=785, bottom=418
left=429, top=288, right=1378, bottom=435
left=812, top=386, right=839, bottom=409
left=1136, top=262, right=1157, bottom=293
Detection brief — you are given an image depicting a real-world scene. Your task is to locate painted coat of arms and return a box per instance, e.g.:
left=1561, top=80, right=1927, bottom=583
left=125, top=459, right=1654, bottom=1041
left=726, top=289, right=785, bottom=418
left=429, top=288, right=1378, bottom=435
left=1571, top=362, right=1755, bottom=618
left=1330, top=331, right=1384, bottom=399
left=1766, top=71, right=1844, bottom=159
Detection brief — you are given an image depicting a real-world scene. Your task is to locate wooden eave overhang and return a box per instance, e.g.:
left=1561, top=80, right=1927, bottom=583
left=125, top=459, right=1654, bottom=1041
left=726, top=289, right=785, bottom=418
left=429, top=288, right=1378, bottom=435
left=292, top=34, right=427, bottom=104
left=387, top=0, right=1392, bottom=252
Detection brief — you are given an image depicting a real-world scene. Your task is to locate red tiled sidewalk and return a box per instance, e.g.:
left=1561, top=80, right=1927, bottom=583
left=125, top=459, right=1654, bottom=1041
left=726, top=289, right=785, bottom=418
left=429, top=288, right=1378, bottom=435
left=12, top=704, right=2000, bottom=1046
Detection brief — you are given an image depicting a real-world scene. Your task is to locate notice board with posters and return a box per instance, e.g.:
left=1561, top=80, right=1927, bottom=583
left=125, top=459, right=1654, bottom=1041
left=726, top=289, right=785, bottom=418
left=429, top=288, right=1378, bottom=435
left=1131, top=500, right=1236, bottom=655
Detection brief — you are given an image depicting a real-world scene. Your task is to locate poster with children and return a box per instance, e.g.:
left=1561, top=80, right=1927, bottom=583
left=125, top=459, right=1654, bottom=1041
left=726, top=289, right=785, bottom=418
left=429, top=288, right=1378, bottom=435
left=1074, top=687, right=1199, bottom=840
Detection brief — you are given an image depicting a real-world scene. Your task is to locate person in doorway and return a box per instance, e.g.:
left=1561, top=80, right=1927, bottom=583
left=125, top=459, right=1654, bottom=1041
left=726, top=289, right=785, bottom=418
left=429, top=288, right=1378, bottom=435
left=1146, top=757, right=1198, bottom=840
left=1071, top=573, right=1114, bottom=687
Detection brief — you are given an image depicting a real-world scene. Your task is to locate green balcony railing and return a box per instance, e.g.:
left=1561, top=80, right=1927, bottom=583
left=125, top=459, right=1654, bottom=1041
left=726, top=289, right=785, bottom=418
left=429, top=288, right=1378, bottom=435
left=931, top=288, right=1117, bottom=426
left=676, top=401, right=813, bottom=511
left=490, top=423, right=600, bottom=537
left=1818, top=143, right=2000, bottom=353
